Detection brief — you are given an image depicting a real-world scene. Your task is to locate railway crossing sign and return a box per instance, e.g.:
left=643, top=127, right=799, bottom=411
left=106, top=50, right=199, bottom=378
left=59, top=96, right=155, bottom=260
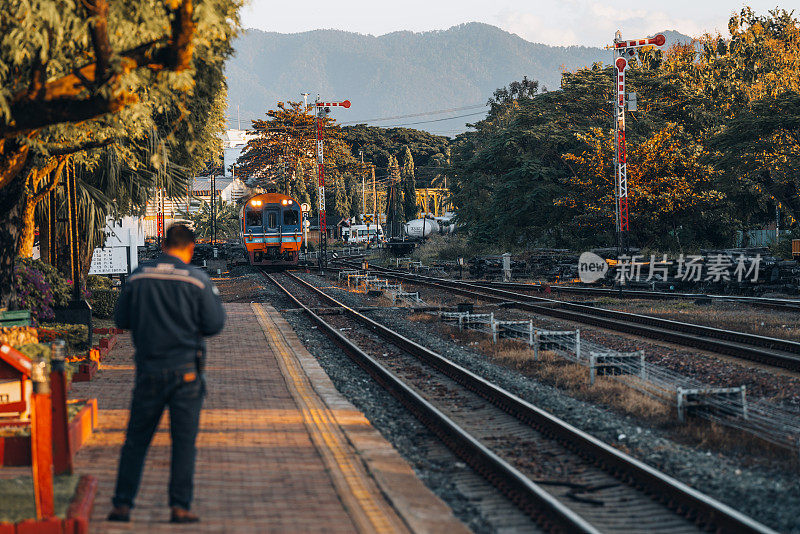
left=300, top=202, right=310, bottom=213
left=363, top=214, right=373, bottom=224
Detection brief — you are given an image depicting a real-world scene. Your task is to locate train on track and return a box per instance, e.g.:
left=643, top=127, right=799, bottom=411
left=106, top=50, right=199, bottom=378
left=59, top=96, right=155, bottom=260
left=240, top=192, right=303, bottom=267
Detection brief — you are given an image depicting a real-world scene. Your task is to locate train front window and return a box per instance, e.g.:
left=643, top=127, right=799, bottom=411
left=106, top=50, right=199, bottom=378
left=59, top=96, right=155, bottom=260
left=268, top=212, right=277, bottom=228
left=246, top=210, right=262, bottom=227
left=283, top=210, right=299, bottom=226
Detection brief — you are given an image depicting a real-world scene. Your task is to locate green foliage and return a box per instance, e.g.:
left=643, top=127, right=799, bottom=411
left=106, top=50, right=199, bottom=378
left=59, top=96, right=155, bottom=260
left=180, top=199, right=239, bottom=239
left=12, top=261, right=54, bottom=324
left=400, top=147, right=417, bottom=221
left=86, top=275, right=113, bottom=291
left=38, top=323, right=88, bottom=350
left=90, top=289, right=119, bottom=319
left=17, top=258, right=70, bottom=308
left=236, top=101, right=358, bottom=218
left=341, top=125, right=450, bottom=185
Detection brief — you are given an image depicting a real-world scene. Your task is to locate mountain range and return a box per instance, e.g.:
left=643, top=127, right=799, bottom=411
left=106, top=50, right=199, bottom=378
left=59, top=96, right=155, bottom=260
left=224, top=23, right=691, bottom=136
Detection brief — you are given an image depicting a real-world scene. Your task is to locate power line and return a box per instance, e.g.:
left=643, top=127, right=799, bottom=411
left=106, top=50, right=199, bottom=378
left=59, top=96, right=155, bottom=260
left=382, top=110, right=488, bottom=128
left=338, top=103, right=488, bottom=125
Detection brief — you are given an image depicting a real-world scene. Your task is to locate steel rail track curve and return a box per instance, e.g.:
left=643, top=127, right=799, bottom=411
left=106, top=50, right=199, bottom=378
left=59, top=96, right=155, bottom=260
left=471, top=281, right=800, bottom=313
left=347, top=263, right=800, bottom=373
left=264, top=269, right=774, bottom=533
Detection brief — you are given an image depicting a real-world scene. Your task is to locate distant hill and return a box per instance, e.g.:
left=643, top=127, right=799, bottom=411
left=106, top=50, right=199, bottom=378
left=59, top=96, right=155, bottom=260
left=225, top=23, right=690, bottom=136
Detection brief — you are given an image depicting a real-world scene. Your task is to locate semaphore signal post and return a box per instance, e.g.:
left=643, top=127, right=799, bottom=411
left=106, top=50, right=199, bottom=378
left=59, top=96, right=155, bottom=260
left=608, top=31, right=665, bottom=254
left=315, top=96, right=351, bottom=270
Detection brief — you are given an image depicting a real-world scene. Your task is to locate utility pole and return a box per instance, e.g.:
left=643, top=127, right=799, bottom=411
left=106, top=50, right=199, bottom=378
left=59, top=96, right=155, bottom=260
left=608, top=31, right=665, bottom=255
left=360, top=150, right=366, bottom=221
left=210, top=173, right=216, bottom=247
left=315, top=96, right=351, bottom=270
left=301, top=93, right=310, bottom=113
left=372, top=165, right=377, bottom=219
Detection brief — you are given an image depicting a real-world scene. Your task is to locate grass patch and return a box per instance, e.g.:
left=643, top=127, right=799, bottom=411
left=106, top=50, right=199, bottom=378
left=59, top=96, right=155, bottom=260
left=439, top=323, right=797, bottom=466
left=407, top=312, right=437, bottom=323
left=0, top=475, right=79, bottom=522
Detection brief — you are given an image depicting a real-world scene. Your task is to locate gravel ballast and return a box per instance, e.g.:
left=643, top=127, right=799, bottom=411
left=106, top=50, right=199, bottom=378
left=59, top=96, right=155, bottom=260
left=293, top=270, right=800, bottom=534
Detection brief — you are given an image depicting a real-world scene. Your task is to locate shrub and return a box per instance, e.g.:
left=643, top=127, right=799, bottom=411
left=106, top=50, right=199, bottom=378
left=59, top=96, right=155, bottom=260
left=38, top=323, right=88, bottom=350
left=13, top=262, right=55, bottom=324
left=91, top=288, right=119, bottom=319
left=87, top=275, right=113, bottom=291
left=17, top=258, right=70, bottom=307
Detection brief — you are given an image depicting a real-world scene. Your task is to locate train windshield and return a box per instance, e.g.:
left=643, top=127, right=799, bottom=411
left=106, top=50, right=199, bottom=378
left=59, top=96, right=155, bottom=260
left=283, top=210, right=299, bottom=226
left=267, top=211, right=278, bottom=229
left=245, top=209, right=262, bottom=228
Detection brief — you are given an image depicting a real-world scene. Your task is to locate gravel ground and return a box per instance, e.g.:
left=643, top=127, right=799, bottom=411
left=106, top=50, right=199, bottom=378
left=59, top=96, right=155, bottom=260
left=598, top=298, right=800, bottom=340
left=294, top=270, right=800, bottom=534
left=393, top=278, right=800, bottom=411
left=215, top=267, right=533, bottom=533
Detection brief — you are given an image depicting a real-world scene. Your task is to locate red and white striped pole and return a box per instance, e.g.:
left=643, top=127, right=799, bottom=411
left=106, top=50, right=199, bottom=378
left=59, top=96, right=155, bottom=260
left=314, top=97, right=351, bottom=270
left=610, top=32, right=665, bottom=250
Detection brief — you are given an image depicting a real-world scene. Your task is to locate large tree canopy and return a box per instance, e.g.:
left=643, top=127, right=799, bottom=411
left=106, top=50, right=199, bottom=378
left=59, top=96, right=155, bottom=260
left=0, top=0, right=241, bottom=307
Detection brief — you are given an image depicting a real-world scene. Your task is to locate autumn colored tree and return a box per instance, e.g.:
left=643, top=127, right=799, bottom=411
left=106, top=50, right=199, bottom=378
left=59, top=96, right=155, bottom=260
left=560, top=124, right=728, bottom=248
left=236, top=101, right=359, bottom=217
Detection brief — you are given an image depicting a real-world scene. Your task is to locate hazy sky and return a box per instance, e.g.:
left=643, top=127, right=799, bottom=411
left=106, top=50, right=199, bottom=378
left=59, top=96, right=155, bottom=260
left=240, top=0, right=787, bottom=47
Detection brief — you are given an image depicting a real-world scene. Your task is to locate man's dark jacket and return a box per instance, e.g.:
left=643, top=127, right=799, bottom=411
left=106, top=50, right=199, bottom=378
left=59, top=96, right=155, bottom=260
left=114, top=254, right=226, bottom=369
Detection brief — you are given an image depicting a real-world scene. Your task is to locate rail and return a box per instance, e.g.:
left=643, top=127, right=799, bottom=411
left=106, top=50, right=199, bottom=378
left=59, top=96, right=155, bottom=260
left=265, top=270, right=774, bottom=533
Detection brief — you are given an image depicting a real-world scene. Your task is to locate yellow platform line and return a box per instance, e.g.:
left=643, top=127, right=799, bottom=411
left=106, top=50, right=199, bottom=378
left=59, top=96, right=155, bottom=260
left=253, top=303, right=406, bottom=534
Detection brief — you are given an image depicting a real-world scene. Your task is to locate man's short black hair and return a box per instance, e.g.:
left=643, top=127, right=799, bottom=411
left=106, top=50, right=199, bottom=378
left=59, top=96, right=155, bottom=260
left=164, top=224, right=196, bottom=249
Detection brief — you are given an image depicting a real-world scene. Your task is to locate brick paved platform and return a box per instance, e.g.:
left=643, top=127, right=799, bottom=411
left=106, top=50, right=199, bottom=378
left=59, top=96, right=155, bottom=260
left=69, top=303, right=466, bottom=533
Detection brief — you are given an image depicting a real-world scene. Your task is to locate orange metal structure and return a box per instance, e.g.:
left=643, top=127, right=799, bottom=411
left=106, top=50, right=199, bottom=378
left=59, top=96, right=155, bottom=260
left=240, top=192, right=303, bottom=266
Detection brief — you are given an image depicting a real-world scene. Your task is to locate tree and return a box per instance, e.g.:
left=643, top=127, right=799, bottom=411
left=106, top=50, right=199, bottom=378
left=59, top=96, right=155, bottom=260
left=385, top=155, right=401, bottom=237
left=560, top=124, right=728, bottom=248
left=180, top=199, right=239, bottom=239
left=341, top=125, right=450, bottom=186
left=400, top=146, right=417, bottom=221
left=0, top=0, right=242, bottom=307
left=712, top=92, right=800, bottom=225
left=236, top=101, right=358, bottom=217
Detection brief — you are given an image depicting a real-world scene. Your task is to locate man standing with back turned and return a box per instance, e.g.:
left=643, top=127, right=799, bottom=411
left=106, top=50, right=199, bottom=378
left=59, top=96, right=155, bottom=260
left=108, top=224, right=226, bottom=523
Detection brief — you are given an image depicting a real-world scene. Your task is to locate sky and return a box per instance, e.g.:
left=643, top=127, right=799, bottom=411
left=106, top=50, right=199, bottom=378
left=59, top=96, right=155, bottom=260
left=239, top=0, right=788, bottom=47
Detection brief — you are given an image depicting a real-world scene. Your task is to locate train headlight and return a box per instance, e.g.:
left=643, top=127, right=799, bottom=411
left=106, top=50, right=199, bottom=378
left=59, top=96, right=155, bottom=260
left=287, top=200, right=293, bottom=204
left=251, top=200, right=262, bottom=207
left=281, top=199, right=288, bottom=205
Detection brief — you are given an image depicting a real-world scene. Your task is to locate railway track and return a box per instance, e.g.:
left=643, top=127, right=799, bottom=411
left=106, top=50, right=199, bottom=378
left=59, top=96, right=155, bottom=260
left=472, top=281, right=800, bottom=313
left=343, top=263, right=800, bottom=373
left=263, top=269, right=774, bottom=533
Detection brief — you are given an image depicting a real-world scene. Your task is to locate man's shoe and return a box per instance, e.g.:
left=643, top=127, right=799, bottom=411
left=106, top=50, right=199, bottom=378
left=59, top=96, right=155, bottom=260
left=107, top=506, right=130, bottom=522
left=170, top=507, right=200, bottom=523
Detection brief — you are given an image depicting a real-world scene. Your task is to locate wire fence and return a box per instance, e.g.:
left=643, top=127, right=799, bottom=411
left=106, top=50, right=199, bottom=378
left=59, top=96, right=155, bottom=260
left=337, top=269, right=424, bottom=306
left=437, top=309, right=800, bottom=456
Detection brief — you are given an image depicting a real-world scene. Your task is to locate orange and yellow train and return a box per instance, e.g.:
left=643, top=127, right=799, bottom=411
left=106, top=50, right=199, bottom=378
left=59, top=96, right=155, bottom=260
left=239, top=192, right=303, bottom=267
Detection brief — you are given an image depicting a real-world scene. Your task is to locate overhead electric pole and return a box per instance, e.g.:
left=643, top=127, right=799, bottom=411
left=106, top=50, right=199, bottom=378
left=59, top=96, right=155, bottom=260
left=315, top=96, right=351, bottom=270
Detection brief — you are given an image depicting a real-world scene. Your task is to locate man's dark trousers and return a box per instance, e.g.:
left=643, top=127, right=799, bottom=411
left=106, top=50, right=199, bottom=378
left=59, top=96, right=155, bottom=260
left=112, top=365, right=205, bottom=510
